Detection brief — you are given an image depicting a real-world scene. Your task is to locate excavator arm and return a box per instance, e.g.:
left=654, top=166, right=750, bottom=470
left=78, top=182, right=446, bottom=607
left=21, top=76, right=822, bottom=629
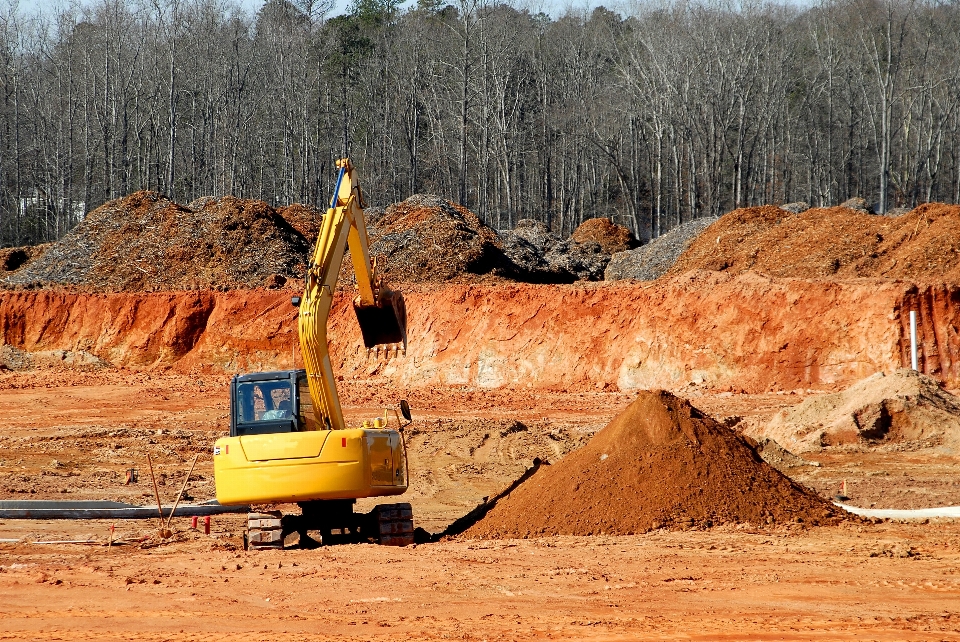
left=298, top=158, right=406, bottom=432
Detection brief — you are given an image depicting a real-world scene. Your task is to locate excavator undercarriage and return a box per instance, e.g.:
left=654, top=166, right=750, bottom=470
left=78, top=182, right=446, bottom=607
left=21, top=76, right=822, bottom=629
left=245, top=501, right=414, bottom=550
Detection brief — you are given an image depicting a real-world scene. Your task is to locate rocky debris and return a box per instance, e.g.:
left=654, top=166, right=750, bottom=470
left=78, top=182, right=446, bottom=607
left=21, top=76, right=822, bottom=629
left=0, top=344, right=110, bottom=371
left=498, top=218, right=639, bottom=282
left=605, top=217, right=717, bottom=281
left=752, top=369, right=960, bottom=453
left=498, top=220, right=574, bottom=282
left=464, top=390, right=839, bottom=538
left=508, top=219, right=562, bottom=254
left=369, top=196, right=601, bottom=283
left=754, top=438, right=818, bottom=472
left=780, top=202, right=810, bottom=214
left=570, top=218, right=637, bottom=254
left=840, top=197, right=874, bottom=213
left=543, top=237, right=610, bottom=281
left=0, top=243, right=51, bottom=273
left=669, top=202, right=960, bottom=282
left=3, top=192, right=309, bottom=291
left=886, top=207, right=913, bottom=217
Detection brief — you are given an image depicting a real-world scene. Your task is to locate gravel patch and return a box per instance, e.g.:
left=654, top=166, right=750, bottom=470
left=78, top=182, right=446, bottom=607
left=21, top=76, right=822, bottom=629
left=604, top=217, right=718, bottom=281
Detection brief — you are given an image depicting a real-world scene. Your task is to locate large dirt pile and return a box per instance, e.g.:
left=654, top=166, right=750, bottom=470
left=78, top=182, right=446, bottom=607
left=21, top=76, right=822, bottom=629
left=753, top=369, right=960, bottom=453
left=4, top=192, right=309, bottom=291
left=369, top=194, right=521, bottom=282
left=605, top=217, right=717, bottom=281
left=464, top=390, right=838, bottom=538
left=570, top=217, right=637, bottom=254
left=669, top=202, right=960, bottom=282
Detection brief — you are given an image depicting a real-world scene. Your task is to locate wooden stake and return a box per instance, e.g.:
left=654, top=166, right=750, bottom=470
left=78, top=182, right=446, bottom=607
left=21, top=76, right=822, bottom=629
left=146, top=452, right=164, bottom=532
left=165, top=454, right=200, bottom=531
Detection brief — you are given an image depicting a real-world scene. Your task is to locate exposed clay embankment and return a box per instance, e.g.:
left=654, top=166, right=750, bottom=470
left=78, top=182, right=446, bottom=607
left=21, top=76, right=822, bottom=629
left=2, top=272, right=958, bottom=392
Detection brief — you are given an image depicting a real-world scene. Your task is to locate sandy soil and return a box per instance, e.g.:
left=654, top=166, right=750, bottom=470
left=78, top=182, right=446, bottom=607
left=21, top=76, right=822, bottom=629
left=2, top=371, right=960, bottom=639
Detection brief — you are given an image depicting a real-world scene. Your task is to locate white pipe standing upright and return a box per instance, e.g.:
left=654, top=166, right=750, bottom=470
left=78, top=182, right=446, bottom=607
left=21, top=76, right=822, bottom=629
left=910, top=310, right=918, bottom=371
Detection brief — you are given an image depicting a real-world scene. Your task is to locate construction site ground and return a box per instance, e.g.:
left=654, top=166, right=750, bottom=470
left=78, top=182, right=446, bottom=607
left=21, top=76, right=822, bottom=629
left=2, top=371, right=959, bottom=640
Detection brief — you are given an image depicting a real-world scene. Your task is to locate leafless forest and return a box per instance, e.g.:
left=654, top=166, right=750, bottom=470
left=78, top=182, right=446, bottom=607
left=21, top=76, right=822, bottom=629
left=2, top=0, right=959, bottom=246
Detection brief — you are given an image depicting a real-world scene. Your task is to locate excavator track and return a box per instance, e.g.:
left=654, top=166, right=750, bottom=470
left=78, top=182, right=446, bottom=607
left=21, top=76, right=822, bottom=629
left=242, top=502, right=414, bottom=549
left=244, top=511, right=284, bottom=550
left=373, top=503, right=414, bottom=546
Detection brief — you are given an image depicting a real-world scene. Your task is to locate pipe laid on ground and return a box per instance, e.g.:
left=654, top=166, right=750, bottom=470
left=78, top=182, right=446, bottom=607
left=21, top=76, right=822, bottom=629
left=835, top=503, right=960, bottom=519
left=0, top=500, right=248, bottom=520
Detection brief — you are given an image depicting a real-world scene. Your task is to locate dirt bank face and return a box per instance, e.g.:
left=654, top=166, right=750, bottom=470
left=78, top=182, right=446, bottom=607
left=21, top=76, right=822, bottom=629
left=4, top=274, right=957, bottom=391
left=465, top=391, right=838, bottom=538
left=671, top=203, right=960, bottom=283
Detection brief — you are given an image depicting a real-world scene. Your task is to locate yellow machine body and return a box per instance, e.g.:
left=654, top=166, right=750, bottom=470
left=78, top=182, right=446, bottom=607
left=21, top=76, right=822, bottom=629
left=214, top=428, right=407, bottom=505
left=213, top=158, right=409, bottom=510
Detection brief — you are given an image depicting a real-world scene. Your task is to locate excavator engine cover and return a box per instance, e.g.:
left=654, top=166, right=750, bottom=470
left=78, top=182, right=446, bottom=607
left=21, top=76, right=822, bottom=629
left=354, top=288, right=406, bottom=348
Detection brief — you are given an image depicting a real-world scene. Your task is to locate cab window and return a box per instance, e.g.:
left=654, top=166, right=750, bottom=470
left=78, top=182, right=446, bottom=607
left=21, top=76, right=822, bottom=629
left=236, top=381, right=293, bottom=424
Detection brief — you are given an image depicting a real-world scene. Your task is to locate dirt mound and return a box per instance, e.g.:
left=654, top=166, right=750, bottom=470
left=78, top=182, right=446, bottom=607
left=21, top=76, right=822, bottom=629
left=464, top=390, right=838, bottom=538
left=277, top=203, right=323, bottom=245
left=669, top=203, right=960, bottom=282
left=4, top=192, right=309, bottom=291
left=571, top=218, right=637, bottom=254
left=753, top=369, right=960, bottom=453
left=755, top=438, right=818, bottom=472
left=369, top=194, right=519, bottom=282
left=0, top=243, right=51, bottom=273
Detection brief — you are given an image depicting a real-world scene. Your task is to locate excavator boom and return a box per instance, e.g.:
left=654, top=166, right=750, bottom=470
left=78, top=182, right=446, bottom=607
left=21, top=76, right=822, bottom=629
left=298, top=158, right=406, bottom=433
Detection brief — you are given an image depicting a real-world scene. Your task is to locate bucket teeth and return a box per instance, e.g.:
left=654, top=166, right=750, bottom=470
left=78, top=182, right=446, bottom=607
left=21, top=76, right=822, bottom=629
left=366, top=342, right=406, bottom=361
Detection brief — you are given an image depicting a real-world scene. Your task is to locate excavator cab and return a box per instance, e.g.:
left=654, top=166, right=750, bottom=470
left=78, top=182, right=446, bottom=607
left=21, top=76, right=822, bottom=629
left=230, top=370, right=320, bottom=437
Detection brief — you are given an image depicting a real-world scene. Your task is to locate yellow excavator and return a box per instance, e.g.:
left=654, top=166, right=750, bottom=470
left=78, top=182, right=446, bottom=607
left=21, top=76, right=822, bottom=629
left=213, top=158, right=413, bottom=549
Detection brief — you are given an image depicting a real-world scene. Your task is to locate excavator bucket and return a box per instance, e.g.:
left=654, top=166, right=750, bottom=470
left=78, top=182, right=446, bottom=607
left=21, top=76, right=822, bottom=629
left=354, top=288, right=407, bottom=349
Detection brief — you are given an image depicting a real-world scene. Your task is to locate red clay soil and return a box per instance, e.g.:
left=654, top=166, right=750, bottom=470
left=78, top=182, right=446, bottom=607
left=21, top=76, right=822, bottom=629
left=571, top=217, right=637, bottom=254
left=3, top=273, right=959, bottom=390
left=670, top=203, right=960, bottom=283
left=464, top=390, right=840, bottom=538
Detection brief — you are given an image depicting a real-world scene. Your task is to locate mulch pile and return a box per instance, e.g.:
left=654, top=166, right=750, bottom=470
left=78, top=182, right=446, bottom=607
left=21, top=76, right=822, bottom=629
left=669, top=203, right=960, bottom=282
left=369, top=194, right=524, bottom=283
left=464, top=390, right=839, bottom=538
left=5, top=192, right=310, bottom=291
left=277, top=203, right=324, bottom=246
left=570, top=218, right=636, bottom=254
left=0, top=243, right=52, bottom=273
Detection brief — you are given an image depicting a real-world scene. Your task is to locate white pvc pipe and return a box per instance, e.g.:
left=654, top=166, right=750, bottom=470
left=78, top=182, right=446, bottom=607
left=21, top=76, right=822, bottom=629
left=836, top=503, right=960, bottom=519
left=910, top=310, right=918, bottom=370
